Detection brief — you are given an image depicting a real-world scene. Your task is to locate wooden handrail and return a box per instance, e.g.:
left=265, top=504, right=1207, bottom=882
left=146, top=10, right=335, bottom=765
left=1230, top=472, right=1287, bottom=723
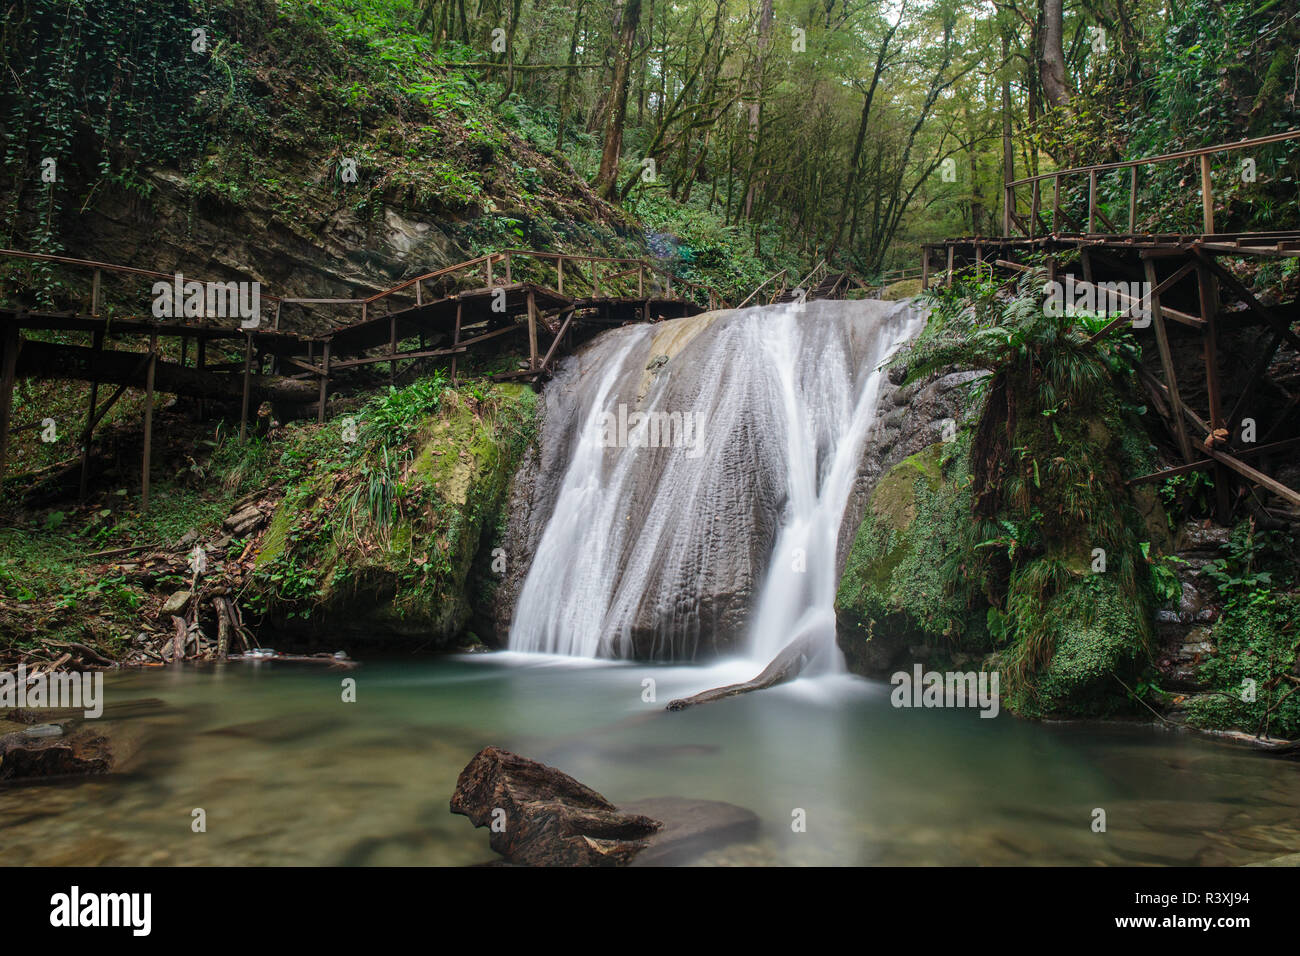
left=737, top=268, right=788, bottom=308
left=0, top=248, right=286, bottom=302
left=1005, top=129, right=1300, bottom=189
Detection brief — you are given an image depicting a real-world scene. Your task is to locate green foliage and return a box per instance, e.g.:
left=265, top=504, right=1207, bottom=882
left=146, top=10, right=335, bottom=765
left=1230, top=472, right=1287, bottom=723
left=249, top=376, right=536, bottom=633
left=854, top=269, right=1164, bottom=711
left=1188, top=592, right=1300, bottom=740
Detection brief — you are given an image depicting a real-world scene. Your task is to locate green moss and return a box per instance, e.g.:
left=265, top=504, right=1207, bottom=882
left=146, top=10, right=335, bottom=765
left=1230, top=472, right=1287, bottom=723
left=249, top=377, right=536, bottom=641
left=836, top=440, right=983, bottom=654
left=255, top=506, right=291, bottom=569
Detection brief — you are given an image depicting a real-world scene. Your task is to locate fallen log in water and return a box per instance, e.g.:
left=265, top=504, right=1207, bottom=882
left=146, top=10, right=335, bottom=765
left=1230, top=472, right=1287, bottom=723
left=449, top=746, right=759, bottom=866
left=450, top=746, right=662, bottom=866
left=0, top=721, right=146, bottom=780
left=665, top=629, right=819, bottom=711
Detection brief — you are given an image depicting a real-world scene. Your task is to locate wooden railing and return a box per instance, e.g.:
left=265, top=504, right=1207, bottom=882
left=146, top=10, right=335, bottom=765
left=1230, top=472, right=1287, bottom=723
left=1002, top=128, right=1300, bottom=238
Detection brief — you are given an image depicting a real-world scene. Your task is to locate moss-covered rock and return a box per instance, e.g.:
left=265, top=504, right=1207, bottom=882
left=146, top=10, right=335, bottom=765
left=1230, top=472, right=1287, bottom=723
left=835, top=441, right=983, bottom=675
left=248, top=379, right=536, bottom=646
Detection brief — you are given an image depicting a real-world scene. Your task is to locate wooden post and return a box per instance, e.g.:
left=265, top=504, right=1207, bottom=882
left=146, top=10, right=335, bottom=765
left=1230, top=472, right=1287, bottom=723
left=389, top=314, right=397, bottom=384
left=1144, top=259, right=1195, bottom=465
left=1052, top=175, right=1061, bottom=234
left=557, top=257, right=564, bottom=295
left=1002, top=185, right=1012, bottom=236
left=451, top=300, right=462, bottom=385
left=921, top=247, right=930, bottom=290
left=526, top=290, right=539, bottom=371
left=504, top=254, right=512, bottom=284
left=79, top=329, right=104, bottom=499
left=1128, top=166, right=1138, bottom=234
left=1088, top=169, right=1098, bottom=234
left=945, top=245, right=954, bottom=288
left=1030, top=179, right=1040, bottom=237
left=91, top=268, right=102, bottom=317
left=196, top=336, right=206, bottom=420
left=141, top=332, right=157, bottom=511
left=317, top=340, right=331, bottom=424
left=1080, top=249, right=1094, bottom=283
left=638, top=264, right=645, bottom=297
left=486, top=256, right=494, bottom=288
left=239, top=332, right=253, bottom=441
left=1196, top=261, right=1230, bottom=521
left=0, top=323, right=19, bottom=481
left=1200, top=154, right=1214, bottom=234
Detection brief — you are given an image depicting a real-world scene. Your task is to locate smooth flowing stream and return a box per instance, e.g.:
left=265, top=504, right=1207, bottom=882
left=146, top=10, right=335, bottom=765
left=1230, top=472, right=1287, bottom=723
left=3, top=658, right=1298, bottom=866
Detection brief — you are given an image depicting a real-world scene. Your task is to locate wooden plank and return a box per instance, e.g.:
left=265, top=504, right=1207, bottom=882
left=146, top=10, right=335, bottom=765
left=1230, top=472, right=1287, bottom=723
left=1030, top=179, right=1040, bottom=237
left=328, top=344, right=467, bottom=371
left=0, top=323, right=19, bottom=479
left=1144, top=259, right=1196, bottom=464
left=1198, top=254, right=1300, bottom=355
left=451, top=300, right=462, bottom=385
left=1207, top=448, right=1300, bottom=507
left=1052, top=175, right=1061, bottom=234
left=1128, top=166, right=1138, bottom=233
left=538, top=309, right=577, bottom=374
left=1200, top=154, right=1215, bottom=234
left=389, top=314, right=397, bottom=384
left=526, top=290, right=539, bottom=370
left=1127, top=436, right=1300, bottom=485
left=142, top=333, right=157, bottom=511
left=79, top=330, right=104, bottom=499
left=1088, top=170, right=1097, bottom=233
left=239, top=332, right=253, bottom=441
left=317, top=340, right=330, bottom=424
left=1196, top=261, right=1231, bottom=520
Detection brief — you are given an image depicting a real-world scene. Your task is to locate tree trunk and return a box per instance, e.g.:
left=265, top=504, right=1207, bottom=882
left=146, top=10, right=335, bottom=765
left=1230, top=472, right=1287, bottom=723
left=1040, top=0, right=1071, bottom=107
left=593, top=0, right=643, bottom=199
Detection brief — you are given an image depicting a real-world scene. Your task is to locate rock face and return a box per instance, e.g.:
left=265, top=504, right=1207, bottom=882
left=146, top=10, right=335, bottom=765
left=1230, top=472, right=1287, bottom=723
left=450, top=747, right=662, bottom=866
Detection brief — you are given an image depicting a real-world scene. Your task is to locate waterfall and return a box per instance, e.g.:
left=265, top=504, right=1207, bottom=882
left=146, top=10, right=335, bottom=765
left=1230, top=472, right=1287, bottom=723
left=507, top=299, right=925, bottom=665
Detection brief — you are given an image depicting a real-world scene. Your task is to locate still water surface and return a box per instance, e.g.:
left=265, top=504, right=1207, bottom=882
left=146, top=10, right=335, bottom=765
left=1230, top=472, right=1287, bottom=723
left=3, top=653, right=1297, bottom=866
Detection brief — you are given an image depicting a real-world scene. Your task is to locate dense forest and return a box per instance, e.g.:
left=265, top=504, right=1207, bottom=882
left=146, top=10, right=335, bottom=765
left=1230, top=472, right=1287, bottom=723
left=3, top=0, right=1299, bottom=293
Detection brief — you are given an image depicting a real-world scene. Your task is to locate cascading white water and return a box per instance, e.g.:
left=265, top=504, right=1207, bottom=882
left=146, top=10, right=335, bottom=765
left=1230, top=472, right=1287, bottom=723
left=507, top=299, right=925, bottom=666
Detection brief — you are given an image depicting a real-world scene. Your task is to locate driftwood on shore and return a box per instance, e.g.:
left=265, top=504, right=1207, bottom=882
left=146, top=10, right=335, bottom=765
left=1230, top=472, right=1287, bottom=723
left=665, top=630, right=818, bottom=711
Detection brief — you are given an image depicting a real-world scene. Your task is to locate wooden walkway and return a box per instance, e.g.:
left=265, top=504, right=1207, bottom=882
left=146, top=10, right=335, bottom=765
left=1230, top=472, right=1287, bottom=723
left=921, top=129, right=1300, bottom=523
left=0, top=248, right=733, bottom=506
